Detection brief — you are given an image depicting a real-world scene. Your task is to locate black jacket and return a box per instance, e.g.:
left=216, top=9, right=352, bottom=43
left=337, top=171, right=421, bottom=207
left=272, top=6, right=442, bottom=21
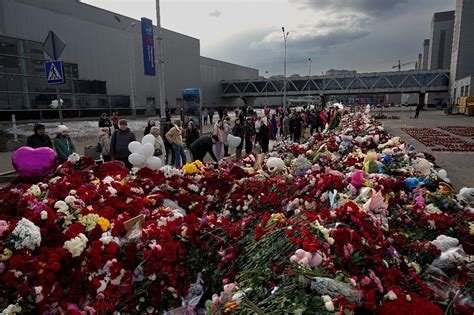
left=26, top=134, right=53, bottom=149
left=99, top=118, right=112, bottom=128
left=110, top=128, right=136, bottom=159
left=190, top=136, right=218, bottom=162
left=185, top=128, right=200, bottom=148
left=259, top=124, right=270, bottom=145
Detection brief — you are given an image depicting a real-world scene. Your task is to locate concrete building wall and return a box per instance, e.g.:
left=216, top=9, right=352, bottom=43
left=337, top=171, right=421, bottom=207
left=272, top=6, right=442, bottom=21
left=0, top=0, right=202, bottom=112
left=428, top=11, right=454, bottom=70
left=450, top=0, right=474, bottom=102
left=422, top=39, right=430, bottom=70
left=452, top=75, right=473, bottom=102
left=200, top=57, right=258, bottom=108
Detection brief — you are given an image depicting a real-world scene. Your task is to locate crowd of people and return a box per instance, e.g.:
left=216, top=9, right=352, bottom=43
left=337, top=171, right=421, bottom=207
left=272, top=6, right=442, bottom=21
left=23, top=105, right=341, bottom=169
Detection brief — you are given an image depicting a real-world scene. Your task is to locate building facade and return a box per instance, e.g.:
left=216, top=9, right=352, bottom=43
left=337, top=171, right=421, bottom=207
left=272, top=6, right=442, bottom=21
left=428, top=11, right=455, bottom=71
left=0, top=0, right=257, bottom=120
left=450, top=0, right=474, bottom=103
left=422, top=39, right=430, bottom=70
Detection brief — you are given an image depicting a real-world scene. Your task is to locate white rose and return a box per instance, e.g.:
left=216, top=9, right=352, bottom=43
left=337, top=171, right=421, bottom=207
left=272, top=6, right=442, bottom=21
left=384, top=290, right=397, bottom=301
left=324, top=301, right=335, bottom=312
left=321, top=295, right=332, bottom=303
left=64, top=196, right=76, bottom=205
left=54, top=201, right=68, bottom=212
left=40, top=211, right=48, bottom=220
left=64, top=233, right=88, bottom=257
left=405, top=294, right=411, bottom=302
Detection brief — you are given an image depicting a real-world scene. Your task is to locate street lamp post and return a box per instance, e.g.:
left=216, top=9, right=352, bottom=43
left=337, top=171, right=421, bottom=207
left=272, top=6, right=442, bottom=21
left=282, top=27, right=289, bottom=112
left=265, top=70, right=269, bottom=107
left=156, top=0, right=167, bottom=138
left=308, top=57, right=311, bottom=108
left=115, top=16, right=137, bottom=116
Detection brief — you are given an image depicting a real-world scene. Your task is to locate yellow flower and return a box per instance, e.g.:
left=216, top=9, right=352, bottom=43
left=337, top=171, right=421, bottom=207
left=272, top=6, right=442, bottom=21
left=181, top=227, right=188, bottom=238
left=97, top=217, right=111, bottom=232
left=195, top=160, right=203, bottom=168
left=183, top=163, right=198, bottom=174
left=0, top=248, right=13, bottom=261
left=469, top=223, right=474, bottom=236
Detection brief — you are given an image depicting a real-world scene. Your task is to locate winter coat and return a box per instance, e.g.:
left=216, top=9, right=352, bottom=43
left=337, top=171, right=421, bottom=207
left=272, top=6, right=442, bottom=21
left=190, top=136, right=218, bottom=162
left=223, top=122, right=231, bottom=145
left=99, top=117, right=112, bottom=128
left=259, top=123, right=270, bottom=145
left=185, top=128, right=200, bottom=148
left=53, top=136, right=76, bottom=163
left=99, top=132, right=111, bottom=156
left=213, top=124, right=225, bottom=143
left=110, top=128, right=136, bottom=159
left=26, top=133, right=53, bottom=149
left=232, top=124, right=245, bottom=149
left=243, top=122, right=256, bottom=140
left=153, top=135, right=166, bottom=162
left=165, top=125, right=184, bottom=146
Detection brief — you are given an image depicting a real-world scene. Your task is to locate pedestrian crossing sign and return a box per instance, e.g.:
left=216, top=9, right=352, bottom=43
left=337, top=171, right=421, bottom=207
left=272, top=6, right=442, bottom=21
left=44, top=60, right=65, bottom=85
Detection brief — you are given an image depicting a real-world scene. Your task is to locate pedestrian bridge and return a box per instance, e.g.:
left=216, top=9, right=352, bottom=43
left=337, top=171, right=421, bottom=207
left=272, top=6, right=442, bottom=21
left=221, top=70, right=450, bottom=98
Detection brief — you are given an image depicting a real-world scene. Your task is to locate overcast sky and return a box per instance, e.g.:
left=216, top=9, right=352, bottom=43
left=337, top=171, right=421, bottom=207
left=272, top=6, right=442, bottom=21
left=82, top=0, right=456, bottom=76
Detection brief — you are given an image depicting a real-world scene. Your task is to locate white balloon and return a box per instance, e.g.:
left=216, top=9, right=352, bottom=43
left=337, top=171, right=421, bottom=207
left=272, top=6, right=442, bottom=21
left=128, top=153, right=145, bottom=166
left=142, top=134, right=156, bottom=145
left=227, top=134, right=241, bottom=148
left=128, top=141, right=142, bottom=154
left=146, top=156, right=163, bottom=170
left=141, top=142, right=155, bottom=158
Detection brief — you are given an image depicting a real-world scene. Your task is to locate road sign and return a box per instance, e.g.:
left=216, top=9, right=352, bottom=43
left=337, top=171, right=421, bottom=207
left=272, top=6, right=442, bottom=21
left=44, top=60, right=65, bottom=85
left=43, top=31, right=66, bottom=59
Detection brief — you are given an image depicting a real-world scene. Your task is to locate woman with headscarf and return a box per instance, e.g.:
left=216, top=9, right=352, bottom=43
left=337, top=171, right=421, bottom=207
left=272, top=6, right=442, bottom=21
left=98, top=127, right=111, bottom=162
left=150, top=126, right=166, bottom=163
left=26, top=123, right=53, bottom=149
left=144, top=119, right=156, bottom=136
left=53, top=125, right=76, bottom=164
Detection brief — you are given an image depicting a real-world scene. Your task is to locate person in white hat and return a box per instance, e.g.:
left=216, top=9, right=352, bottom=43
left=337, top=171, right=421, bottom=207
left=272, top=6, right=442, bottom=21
left=53, top=125, right=75, bottom=164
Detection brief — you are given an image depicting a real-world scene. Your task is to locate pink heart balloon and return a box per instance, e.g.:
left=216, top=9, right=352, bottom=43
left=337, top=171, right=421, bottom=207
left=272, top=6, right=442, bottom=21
left=12, top=146, right=57, bottom=182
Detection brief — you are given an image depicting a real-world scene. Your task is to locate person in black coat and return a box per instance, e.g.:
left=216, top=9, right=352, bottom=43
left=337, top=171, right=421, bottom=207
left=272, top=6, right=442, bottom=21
left=243, top=117, right=256, bottom=154
left=290, top=112, right=303, bottom=143
left=259, top=117, right=270, bottom=153
left=98, top=113, right=112, bottom=129
left=144, top=119, right=156, bottom=136
left=185, top=120, right=200, bottom=149
left=189, top=135, right=219, bottom=163
left=26, top=123, right=53, bottom=149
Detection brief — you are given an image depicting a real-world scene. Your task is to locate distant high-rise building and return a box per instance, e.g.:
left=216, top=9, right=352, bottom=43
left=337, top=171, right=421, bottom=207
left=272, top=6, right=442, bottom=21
left=450, top=0, right=474, bottom=102
left=418, top=53, right=422, bottom=70
left=422, top=39, right=430, bottom=70
left=428, top=11, right=455, bottom=70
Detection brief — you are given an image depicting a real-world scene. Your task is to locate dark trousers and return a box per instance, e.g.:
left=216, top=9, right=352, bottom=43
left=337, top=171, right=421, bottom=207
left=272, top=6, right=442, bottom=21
left=103, top=154, right=111, bottom=162
left=245, top=138, right=253, bottom=154
left=261, top=141, right=269, bottom=153
left=224, top=145, right=229, bottom=156
left=165, top=143, right=175, bottom=165
left=415, top=108, right=420, bottom=118
left=204, top=117, right=208, bottom=125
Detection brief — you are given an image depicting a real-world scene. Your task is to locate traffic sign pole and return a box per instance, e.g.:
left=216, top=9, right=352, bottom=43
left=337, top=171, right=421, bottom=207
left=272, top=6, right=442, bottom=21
left=51, top=37, right=63, bottom=124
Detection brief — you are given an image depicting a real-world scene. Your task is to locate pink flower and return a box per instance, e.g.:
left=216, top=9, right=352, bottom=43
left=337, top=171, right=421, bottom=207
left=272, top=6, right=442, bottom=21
left=0, top=220, right=8, bottom=236
left=361, top=276, right=371, bottom=286
left=369, top=270, right=384, bottom=293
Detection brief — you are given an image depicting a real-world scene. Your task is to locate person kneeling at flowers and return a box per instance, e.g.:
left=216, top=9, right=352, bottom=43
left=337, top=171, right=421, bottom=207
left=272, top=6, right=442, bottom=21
left=189, top=135, right=219, bottom=163
left=53, top=124, right=75, bottom=164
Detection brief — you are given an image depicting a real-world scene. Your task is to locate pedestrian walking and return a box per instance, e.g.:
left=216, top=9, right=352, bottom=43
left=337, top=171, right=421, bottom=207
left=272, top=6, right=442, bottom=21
left=190, top=135, right=219, bottom=163
left=110, top=119, right=136, bottom=168
left=150, top=126, right=166, bottom=163
left=144, top=119, right=156, bottom=136
left=98, top=127, right=111, bottom=162
left=259, top=117, right=270, bottom=153
left=282, top=114, right=290, bottom=139
left=213, top=120, right=225, bottom=160
left=209, top=108, right=215, bottom=125
left=232, top=118, right=245, bottom=160
left=26, top=123, right=53, bottom=149
left=243, top=117, right=256, bottom=154
left=203, top=109, right=209, bottom=126
left=165, top=119, right=187, bottom=167
left=414, top=103, right=422, bottom=119
left=53, top=125, right=76, bottom=164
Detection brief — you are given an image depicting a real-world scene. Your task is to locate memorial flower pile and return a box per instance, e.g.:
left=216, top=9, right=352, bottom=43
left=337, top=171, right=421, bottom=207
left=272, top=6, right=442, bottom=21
left=0, top=112, right=473, bottom=314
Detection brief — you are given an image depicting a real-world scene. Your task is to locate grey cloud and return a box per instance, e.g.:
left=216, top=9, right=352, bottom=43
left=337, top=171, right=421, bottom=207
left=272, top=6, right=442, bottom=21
left=209, top=10, right=221, bottom=17
left=291, top=0, right=408, bottom=17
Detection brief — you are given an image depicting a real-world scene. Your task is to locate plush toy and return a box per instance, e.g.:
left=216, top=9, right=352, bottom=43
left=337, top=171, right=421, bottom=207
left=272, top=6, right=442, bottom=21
left=458, top=188, right=474, bottom=207
left=413, top=158, right=432, bottom=176
left=351, top=170, right=367, bottom=188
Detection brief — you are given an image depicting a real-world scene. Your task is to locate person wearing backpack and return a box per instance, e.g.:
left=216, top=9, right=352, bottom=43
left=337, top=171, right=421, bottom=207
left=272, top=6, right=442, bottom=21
left=98, top=127, right=111, bottom=162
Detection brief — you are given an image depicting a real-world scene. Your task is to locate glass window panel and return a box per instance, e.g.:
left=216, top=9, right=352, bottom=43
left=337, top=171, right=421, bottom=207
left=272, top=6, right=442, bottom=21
left=64, top=63, right=79, bottom=79
left=33, top=77, right=54, bottom=93
left=90, top=95, right=99, bottom=107
left=0, top=74, right=6, bottom=91
left=30, top=59, right=45, bottom=76
left=6, top=75, right=22, bottom=91
left=78, top=80, right=90, bottom=93
left=29, top=42, right=44, bottom=59
left=3, top=56, right=20, bottom=74
left=59, top=80, right=72, bottom=93
left=8, top=93, right=23, bottom=109
left=0, top=56, right=4, bottom=73
left=0, top=93, right=9, bottom=109
left=77, top=95, right=90, bottom=109
left=98, top=96, right=108, bottom=108
left=60, top=94, right=72, bottom=109
left=16, top=40, right=29, bottom=57
left=0, top=37, right=18, bottom=55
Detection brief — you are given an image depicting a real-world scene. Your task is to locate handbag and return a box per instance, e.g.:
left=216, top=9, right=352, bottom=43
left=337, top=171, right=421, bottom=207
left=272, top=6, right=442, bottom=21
left=95, top=142, right=102, bottom=153
left=154, top=148, right=163, bottom=157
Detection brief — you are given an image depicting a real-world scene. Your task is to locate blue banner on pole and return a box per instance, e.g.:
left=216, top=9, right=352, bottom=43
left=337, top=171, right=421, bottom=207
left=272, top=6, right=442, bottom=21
left=141, top=17, right=156, bottom=76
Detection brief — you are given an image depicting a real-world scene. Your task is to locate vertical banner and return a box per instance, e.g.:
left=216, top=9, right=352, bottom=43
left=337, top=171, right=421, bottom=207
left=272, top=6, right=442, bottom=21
left=182, top=88, right=202, bottom=131
left=141, top=17, right=156, bottom=76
